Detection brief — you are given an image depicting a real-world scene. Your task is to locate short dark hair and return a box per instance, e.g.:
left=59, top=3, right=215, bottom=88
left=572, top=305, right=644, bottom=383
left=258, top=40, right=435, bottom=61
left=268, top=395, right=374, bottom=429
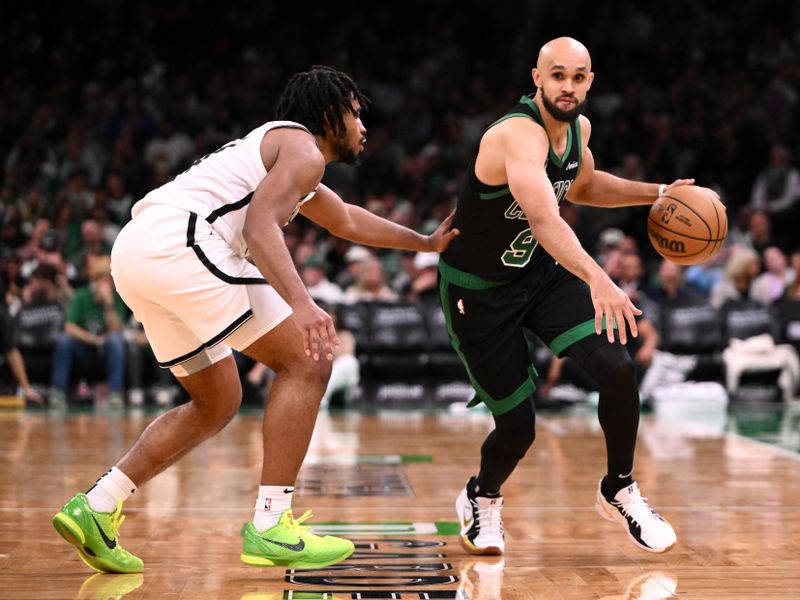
left=274, top=65, right=369, bottom=137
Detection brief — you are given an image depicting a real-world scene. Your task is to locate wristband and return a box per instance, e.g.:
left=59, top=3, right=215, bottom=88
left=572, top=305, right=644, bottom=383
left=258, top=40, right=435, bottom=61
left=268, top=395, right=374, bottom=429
left=658, top=183, right=667, bottom=197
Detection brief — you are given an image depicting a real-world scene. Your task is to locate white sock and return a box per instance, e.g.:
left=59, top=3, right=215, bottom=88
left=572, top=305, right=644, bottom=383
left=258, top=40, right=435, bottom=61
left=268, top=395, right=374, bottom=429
left=253, top=485, right=294, bottom=531
left=86, top=467, right=137, bottom=513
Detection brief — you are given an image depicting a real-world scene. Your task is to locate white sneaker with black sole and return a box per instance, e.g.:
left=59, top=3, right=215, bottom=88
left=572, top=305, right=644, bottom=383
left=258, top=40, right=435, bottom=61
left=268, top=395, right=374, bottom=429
left=456, top=477, right=504, bottom=555
left=595, top=478, right=677, bottom=553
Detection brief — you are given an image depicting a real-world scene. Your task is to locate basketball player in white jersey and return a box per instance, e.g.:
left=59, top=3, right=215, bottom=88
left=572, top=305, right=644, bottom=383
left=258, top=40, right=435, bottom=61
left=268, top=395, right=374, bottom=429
left=52, top=66, right=459, bottom=573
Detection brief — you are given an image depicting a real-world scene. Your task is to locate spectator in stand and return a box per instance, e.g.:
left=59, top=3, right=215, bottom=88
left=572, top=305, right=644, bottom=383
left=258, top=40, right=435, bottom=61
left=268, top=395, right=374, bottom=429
left=300, top=255, right=346, bottom=306
left=336, top=245, right=372, bottom=290
left=19, top=232, right=75, bottom=302
left=105, top=172, right=135, bottom=227
left=2, top=205, right=27, bottom=256
left=16, top=264, right=67, bottom=388
left=15, top=218, right=51, bottom=263
left=1, top=280, right=44, bottom=403
left=49, top=256, right=128, bottom=409
left=344, top=257, right=398, bottom=303
left=749, top=144, right=800, bottom=242
left=745, top=209, right=785, bottom=255
left=68, top=219, right=112, bottom=281
left=684, top=246, right=730, bottom=296
left=751, top=246, right=795, bottom=305
left=406, top=251, right=440, bottom=304
left=709, top=246, right=762, bottom=309
left=643, top=260, right=704, bottom=306
left=143, top=118, right=195, bottom=176
left=595, top=227, right=624, bottom=269
left=1, top=249, right=25, bottom=307
left=616, top=252, right=647, bottom=304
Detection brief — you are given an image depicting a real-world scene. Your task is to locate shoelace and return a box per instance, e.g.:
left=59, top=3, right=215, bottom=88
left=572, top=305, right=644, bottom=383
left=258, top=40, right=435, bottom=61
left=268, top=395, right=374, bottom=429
left=286, top=509, right=313, bottom=537
left=109, top=499, right=126, bottom=540
left=614, top=490, right=658, bottom=529
left=474, top=502, right=504, bottom=536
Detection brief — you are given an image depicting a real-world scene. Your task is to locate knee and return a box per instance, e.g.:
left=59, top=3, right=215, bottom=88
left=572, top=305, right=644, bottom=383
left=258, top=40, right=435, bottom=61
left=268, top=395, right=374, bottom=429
left=195, top=393, right=241, bottom=430
left=586, top=346, right=636, bottom=389
left=280, top=354, right=332, bottom=390
left=104, top=333, right=126, bottom=355
left=54, top=332, right=74, bottom=351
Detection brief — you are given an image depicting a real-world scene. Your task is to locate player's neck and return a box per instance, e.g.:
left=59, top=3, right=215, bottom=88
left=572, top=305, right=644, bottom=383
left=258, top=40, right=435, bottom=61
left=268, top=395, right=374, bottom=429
left=313, top=135, right=337, bottom=165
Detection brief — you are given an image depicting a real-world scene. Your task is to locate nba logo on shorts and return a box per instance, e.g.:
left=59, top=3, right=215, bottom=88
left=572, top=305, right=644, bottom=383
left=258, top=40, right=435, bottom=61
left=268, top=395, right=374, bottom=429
left=457, top=299, right=466, bottom=315
left=264, top=498, right=272, bottom=511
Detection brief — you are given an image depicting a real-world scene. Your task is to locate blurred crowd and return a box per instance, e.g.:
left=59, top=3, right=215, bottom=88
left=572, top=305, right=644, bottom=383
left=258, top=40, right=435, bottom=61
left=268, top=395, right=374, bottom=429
left=2, top=1, right=800, bottom=406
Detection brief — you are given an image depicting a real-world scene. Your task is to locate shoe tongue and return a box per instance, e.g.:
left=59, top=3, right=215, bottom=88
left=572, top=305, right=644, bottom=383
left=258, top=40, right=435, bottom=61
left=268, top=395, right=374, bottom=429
left=475, top=494, right=503, bottom=507
left=615, top=481, right=640, bottom=502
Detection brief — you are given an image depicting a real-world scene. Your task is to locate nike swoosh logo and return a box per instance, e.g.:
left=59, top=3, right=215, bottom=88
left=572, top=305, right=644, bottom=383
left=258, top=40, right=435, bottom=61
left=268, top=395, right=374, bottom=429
left=461, top=507, right=473, bottom=531
left=263, top=537, right=305, bottom=552
left=91, top=515, right=117, bottom=549
left=283, top=488, right=294, bottom=494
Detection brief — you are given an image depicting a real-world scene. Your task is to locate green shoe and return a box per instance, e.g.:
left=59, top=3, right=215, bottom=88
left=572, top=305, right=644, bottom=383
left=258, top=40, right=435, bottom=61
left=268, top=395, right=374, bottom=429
left=52, top=493, right=143, bottom=573
left=241, top=509, right=354, bottom=568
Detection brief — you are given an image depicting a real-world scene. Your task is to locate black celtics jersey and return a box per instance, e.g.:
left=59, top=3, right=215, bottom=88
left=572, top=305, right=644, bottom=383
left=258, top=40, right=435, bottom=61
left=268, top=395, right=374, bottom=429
left=441, top=94, right=582, bottom=284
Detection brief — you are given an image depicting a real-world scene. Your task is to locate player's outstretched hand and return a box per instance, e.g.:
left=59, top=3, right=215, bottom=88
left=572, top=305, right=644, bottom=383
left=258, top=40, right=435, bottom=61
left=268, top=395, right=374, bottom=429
left=589, top=272, right=641, bottom=345
left=293, top=300, right=339, bottom=361
left=426, top=209, right=460, bottom=253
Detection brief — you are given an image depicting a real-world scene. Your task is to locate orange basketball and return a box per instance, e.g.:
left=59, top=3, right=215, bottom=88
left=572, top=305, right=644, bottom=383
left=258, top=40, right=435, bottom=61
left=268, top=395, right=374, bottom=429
left=647, top=185, right=727, bottom=265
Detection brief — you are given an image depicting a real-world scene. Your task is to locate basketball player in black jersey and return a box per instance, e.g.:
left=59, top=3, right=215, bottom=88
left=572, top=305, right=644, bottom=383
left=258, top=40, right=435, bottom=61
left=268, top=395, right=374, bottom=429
left=443, top=37, right=717, bottom=555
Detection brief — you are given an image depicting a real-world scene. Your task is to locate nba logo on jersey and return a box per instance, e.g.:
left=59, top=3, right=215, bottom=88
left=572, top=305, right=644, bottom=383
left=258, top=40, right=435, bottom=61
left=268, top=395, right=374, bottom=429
left=457, top=299, right=466, bottom=315
left=264, top=498, right=272, bottom=511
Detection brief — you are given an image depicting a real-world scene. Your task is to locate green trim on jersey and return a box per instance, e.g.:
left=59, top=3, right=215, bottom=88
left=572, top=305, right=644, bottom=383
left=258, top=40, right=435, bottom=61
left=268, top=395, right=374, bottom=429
left=549, top=317, right=618, bottom=357
left=519, top=95, right=574, bottom=167
left=478, top=186, right=511, bottom=200
left=438, top=259, right=505, bottom=290
left=489, top=112, right=533, bottom=128
left=438, top=276, right=537, bottom=415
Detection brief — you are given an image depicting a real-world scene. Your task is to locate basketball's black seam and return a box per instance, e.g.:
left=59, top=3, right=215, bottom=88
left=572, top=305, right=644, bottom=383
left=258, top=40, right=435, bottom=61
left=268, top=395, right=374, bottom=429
left=657, top=193, right=712, bottom=237
left=647, top=218, right=725, bottom=243
left=707, top=189, right=725, bottom=256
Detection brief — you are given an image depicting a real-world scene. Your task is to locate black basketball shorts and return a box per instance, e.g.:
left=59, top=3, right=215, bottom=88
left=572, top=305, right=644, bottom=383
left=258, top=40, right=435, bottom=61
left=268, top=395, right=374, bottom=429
left=438, top=257, right=615, bottom=415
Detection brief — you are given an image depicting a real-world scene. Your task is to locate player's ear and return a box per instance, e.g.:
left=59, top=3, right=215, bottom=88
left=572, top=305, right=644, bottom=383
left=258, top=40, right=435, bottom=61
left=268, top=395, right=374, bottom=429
left=531, top=67, right=541, bottom=87
left=586, top=71, right=595, bottom=90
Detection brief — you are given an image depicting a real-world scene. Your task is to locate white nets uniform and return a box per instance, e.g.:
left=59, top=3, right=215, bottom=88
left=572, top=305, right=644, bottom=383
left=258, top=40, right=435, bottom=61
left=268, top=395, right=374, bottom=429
left=111, top=121, right=315, bottom=375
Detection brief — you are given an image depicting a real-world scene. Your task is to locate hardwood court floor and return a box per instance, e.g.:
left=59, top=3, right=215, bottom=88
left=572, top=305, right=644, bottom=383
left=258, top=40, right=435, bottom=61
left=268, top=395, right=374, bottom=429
left=1, top=403, right=799, bottom=599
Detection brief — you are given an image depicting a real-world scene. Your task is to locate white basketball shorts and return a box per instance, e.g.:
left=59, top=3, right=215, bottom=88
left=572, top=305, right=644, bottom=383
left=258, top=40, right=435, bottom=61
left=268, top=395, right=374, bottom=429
left=110, top=204, right=293, bottom=376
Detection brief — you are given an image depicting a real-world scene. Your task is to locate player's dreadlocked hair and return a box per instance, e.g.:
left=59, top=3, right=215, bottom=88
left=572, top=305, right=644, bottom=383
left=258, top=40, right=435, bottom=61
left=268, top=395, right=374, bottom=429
left=274, top=65, right=370, bottom=137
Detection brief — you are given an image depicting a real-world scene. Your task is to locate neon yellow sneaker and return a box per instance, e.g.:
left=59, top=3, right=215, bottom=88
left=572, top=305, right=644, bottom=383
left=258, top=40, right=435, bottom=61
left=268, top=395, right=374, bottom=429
left=241, top=509, right=354, bottom=568
left=52, top=493, right=143, bottom=573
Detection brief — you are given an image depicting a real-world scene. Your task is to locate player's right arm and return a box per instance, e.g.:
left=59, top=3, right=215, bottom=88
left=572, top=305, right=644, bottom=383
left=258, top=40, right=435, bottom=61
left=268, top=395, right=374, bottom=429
left=243, top=129, right=338, bottom=361
left=489, top=119, right=640, bottom=343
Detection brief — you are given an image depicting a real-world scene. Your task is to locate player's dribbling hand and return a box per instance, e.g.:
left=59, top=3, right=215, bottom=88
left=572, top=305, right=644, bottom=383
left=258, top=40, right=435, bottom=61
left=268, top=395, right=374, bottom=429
left=589, top=272, right=641, bottom=345
left=663, top=178, right=723, bottom=205
left=293, top=300, right=339, bottom=361
left=425, top=209, right=460, bottom=253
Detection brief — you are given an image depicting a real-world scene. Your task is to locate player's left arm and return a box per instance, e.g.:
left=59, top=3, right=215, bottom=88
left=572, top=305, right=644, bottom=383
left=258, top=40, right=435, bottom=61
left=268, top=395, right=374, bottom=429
left=566, top=116, right=695, bottom=207
left=299, top=184, right=459, bottom=253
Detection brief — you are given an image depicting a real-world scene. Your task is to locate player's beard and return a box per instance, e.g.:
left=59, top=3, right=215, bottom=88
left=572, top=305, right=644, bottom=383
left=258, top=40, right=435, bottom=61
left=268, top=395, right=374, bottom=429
left=333, top=133, right=364, bottom=166
left=541, top=89, right=586, bottom=122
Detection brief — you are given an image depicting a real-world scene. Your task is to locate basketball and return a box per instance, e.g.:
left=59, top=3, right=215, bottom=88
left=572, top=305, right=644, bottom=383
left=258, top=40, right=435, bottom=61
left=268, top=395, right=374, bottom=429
left=647, top=185, right=727, bottom=265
